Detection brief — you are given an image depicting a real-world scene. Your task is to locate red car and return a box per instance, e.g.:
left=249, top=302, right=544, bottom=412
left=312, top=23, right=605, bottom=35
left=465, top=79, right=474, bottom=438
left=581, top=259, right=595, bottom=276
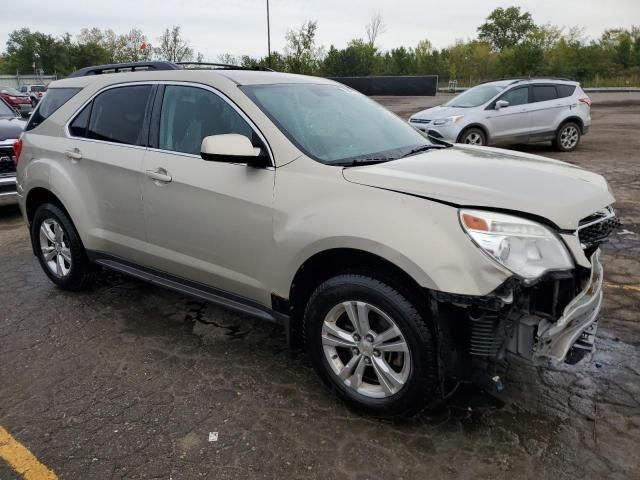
left=0, top=86, right=33, bottom=117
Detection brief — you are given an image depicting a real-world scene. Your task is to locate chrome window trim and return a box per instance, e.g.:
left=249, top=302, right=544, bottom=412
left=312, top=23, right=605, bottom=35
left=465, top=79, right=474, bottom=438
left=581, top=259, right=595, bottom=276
left=63, top=80, right=275, bottom=167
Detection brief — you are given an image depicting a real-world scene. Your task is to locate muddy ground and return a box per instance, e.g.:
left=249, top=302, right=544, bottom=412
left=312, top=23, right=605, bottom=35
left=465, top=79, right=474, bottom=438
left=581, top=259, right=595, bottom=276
left=0, top=93, right=638, bottom=479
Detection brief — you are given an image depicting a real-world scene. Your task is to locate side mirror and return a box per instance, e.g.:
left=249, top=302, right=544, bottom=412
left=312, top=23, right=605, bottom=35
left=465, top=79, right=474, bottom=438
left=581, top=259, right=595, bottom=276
left=200, top=134, right=269, bottom=168
left=495, top=100, right=509, bottom=110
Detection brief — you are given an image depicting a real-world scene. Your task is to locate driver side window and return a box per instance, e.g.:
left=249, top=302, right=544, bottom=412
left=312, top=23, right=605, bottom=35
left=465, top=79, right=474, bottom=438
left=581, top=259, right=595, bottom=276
left=158, top=85, right=253, bottom=156
left=499, top=87, right=529, bottom=107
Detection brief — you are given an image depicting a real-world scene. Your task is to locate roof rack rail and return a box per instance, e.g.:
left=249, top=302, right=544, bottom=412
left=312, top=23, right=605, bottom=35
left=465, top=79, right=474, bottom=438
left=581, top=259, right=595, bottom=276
left=175, top=62, right=273, bottom=72
left=68, top=61, right=180, bottom=78
left=68, top=61, right=274, bottom=78
left=478, top=76, right=576, bottom=85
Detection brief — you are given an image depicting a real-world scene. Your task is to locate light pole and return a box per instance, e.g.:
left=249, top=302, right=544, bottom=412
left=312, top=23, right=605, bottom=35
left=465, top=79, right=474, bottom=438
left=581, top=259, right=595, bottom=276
left=266, top=0, right=271, bottom=68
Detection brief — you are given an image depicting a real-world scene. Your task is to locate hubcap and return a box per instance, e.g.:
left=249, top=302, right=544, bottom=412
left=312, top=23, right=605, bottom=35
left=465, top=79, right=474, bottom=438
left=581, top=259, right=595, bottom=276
left=464, top=132, right=483, bottom=145
left=560, top=126, right=579, bottom=149
left=321, top=301, right=411, bottom=399
left=39, top=219, right=72, bottom=278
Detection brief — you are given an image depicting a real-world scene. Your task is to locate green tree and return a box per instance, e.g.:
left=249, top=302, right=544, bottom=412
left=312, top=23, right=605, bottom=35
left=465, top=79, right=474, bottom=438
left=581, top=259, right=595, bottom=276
left=478, top=6, right=536, bottom=51
left=284, top=21, right=323, bottom=74
left=5, top=29, right=66, bottom=74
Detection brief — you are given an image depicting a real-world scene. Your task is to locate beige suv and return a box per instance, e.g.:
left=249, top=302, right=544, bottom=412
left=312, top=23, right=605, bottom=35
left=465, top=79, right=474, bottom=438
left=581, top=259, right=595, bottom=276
left=15, top=62, right=618, bottom=417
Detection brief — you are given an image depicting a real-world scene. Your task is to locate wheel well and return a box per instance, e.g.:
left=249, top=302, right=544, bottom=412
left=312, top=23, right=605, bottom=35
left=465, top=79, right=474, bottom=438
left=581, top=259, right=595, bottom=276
left=457, top=124, right=489, bottom=143
left=558, top=116, right=584, bottom=133
left=288, top=248, right=430, bottom=349
left=25, top=188, right=68, bottom=225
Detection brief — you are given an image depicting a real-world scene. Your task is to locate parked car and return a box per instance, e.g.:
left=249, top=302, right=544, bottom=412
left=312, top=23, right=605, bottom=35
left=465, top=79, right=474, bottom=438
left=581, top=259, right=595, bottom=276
left=19, top=84, right=47, bottom=106
left=0, top=97, right=26, bottom=206
left=16, top=62, right=617, bottom=417
left=0, top=86, right=33, bottom=118
left=409, top=79, right=591, bottom=152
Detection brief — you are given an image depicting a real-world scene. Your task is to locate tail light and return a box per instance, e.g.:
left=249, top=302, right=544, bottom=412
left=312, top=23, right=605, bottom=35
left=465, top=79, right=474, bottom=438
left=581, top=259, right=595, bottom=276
left=13, top=138, right=23, bottom=166
left=579, top=97, right=591, bottom=108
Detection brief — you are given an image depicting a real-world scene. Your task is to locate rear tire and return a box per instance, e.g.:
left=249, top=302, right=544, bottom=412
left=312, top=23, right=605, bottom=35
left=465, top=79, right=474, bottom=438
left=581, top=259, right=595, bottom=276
left=459, top=127, right=486, bottom=146
left=304, top=274, right=438, bottom=418
left=553, top=122, right=581, bottom=152
left=32, top=203, right=96, bottom=291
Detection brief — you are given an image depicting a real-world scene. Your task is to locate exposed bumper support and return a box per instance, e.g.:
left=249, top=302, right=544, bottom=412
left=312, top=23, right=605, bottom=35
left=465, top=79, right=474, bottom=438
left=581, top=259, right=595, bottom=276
left=534, top=250, right=603, bottom=363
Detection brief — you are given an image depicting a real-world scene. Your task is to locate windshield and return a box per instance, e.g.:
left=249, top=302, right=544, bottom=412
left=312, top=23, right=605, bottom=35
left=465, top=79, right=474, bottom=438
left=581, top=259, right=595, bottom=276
left=0, top=87, right=22, bottom=96
left=242, top=83, right=431, bottom=164
left=446, top=85, right=504, bottom=108
left=0, top=99, right=16, bottom=117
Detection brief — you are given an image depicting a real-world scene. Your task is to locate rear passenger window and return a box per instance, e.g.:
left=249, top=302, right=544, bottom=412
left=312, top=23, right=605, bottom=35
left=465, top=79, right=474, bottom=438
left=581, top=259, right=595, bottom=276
left=499, top=87, right=529, bottom=107
left=532, top=86, right=558, bottom=103
left=158, top=85, right=253, bottom=156
left=556, top=84, right=576, bottom=98
left=86, top=85, right=152, bottom=146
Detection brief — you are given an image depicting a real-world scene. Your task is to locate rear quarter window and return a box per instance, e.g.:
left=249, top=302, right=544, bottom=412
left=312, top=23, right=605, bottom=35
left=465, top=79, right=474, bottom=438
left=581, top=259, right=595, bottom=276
left=25, top=87, right=81, bottom=131
left=556, top=84, right=577, bottom=98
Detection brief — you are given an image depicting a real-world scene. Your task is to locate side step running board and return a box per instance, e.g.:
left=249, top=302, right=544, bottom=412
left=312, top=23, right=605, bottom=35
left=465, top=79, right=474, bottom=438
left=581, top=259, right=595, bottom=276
left=93, top=257, right=279, bottom=324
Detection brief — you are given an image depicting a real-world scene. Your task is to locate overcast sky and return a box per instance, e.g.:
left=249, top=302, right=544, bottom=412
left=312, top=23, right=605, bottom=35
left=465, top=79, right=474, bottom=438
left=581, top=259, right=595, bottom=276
left=2, top=0, right=639, bottom=59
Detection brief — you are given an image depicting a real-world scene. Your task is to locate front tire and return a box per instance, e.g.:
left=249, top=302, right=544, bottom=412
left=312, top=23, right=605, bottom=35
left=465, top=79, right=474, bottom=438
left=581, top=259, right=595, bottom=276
left=459, top=127, right=486, bottom=146
left=554, top=122, right=581, bottom=152
left=32, top=203, right=95, bottom=290
left=304, top=274, right=438, bottom=417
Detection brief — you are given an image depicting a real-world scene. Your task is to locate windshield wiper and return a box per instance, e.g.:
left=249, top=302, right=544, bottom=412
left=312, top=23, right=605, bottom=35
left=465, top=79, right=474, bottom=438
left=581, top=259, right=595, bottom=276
left=337, top=158, right=392, bottom=167
left=400, top=143, right=448, bottom=158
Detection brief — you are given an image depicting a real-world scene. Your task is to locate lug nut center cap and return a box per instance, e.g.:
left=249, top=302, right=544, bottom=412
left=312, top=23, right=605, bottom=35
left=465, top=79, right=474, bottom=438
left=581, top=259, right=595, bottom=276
left=359, top=341, right=373, bottom=356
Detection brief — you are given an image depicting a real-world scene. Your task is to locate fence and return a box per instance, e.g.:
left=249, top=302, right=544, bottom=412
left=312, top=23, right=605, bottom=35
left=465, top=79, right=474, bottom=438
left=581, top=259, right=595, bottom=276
left=330, top=75, right=438, bottom=96
left=0, top=74, right=58, bottom=89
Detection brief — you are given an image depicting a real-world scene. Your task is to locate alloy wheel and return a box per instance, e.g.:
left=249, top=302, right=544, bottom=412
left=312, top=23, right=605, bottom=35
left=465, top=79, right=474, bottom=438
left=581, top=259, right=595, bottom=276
left=464, top=132, right=483, bottom=145
left=560, top=125, right=579, bottom=149
left=321, top=301, right=411, bottom=399
left=39, top=218, right=72, bottom=278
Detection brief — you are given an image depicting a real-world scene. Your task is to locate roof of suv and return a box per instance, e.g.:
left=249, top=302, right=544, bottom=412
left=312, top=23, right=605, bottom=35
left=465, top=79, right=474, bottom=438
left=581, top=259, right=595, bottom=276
left=50, top=69, right=336, bottom=90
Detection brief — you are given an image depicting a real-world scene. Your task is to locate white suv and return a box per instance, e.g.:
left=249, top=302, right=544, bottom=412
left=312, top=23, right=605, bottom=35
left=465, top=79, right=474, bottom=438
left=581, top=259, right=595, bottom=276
left=15, top=62, right=616, bottom=417
left=409, top=79, right=591, bottom=151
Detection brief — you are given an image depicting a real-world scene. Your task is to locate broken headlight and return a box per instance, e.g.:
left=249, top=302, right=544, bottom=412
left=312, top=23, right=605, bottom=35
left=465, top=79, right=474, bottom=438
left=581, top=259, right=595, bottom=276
left=459, top=209, right=573, bottom=282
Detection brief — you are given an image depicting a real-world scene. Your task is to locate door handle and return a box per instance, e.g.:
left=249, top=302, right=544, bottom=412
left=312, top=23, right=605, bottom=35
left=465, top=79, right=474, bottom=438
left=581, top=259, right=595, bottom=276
left=65, top=148, right=82, bottom=161
left=145, top=168, right=172, bottom=183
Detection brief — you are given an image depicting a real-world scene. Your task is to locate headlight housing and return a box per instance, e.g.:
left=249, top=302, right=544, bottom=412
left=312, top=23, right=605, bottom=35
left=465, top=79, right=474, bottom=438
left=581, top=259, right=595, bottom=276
left=460, top=209, right=573, bottom=281
left=433, top=115, right=464, bottom=126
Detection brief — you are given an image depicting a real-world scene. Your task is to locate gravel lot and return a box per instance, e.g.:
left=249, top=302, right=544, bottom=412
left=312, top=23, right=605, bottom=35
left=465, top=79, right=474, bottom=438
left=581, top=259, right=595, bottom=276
left=0, top=92, right=639, bottom=479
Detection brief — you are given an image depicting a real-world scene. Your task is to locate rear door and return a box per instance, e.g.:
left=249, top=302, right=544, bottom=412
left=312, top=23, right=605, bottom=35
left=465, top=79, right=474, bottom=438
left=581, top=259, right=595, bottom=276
left=140, top=83, right=275, bottom=305
left=484, top=86, right=531, bottom=144
left=527, top=85, right=565, bottom=138
left=64, top=84, right=152, bottom=259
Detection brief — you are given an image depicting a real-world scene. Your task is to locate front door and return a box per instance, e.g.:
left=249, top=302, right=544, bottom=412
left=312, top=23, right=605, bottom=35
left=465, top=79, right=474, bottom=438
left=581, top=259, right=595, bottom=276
left=140, top=84, right=275, bottom=305
left=484, top=86, right=531, bottom=144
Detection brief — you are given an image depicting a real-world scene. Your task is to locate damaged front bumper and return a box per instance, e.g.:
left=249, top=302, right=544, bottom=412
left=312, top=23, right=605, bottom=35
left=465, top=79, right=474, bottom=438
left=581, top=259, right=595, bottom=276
left=508, top=250, right=603, bottom=364
left=432, top=250, right=605, bottom=378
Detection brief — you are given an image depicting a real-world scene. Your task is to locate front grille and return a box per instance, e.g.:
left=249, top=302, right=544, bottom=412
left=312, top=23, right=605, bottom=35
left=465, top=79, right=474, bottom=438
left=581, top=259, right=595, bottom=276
left=577, top=207, right=620, bottom=249
left=410, top=118, right=431, bottom=124
left=0, top=148, right=16, bottom=176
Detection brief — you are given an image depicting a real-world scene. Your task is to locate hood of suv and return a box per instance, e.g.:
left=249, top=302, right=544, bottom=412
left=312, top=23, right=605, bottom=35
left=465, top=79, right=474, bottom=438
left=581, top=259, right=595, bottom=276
left=0, top=117, right=26, bottom=141
left=342, top=145, right=614, bottom=230
left=411, top=105, right=469, bottom=121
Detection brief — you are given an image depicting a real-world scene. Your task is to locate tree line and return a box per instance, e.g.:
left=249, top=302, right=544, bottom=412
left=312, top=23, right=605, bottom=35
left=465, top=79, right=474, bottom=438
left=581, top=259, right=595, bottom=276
left=1, top=7, right=639, bottom=87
